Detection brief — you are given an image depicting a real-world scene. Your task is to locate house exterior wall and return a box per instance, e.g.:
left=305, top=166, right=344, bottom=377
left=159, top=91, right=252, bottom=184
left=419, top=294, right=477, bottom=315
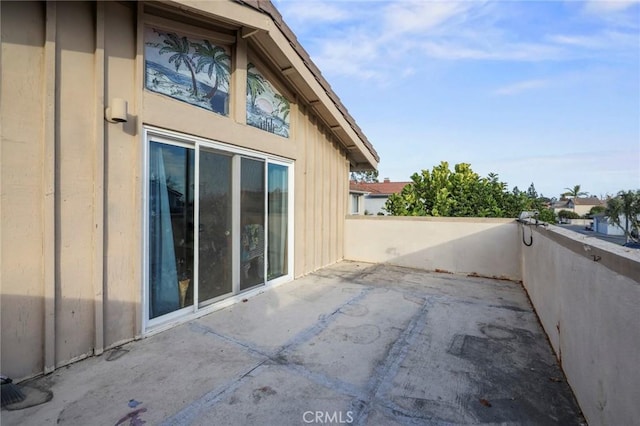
left=595, top=214, right=636, bottom=236
left=573, top=204, right=595, bottom=216
left=521, top=225, right=640, bottom=426
left=554, top=199, right=602, bottom=217
left=364, top=196, right=388, bottom=215
left=1, top=0, right=49, bottom=381
left=349, top=193, right=365, bottom=215
left=595, top=218, right=625, bottom=236
left=1, top=0, right=356, bottom=380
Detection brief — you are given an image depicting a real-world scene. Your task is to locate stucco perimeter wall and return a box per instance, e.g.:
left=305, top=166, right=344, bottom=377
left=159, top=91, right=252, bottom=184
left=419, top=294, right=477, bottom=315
left=344, top=216, right=522, bottom=280
left=521, top=225, right=640, bottom=426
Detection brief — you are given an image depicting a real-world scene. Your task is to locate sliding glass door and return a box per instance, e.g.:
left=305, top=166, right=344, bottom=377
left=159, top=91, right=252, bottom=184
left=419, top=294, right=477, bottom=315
left=148, top=142, right=194, bottom=319
left=198, top=149, right=233, bottom=305
left=146, top=129, right=293, bottom=326
left=268, top=164, right=288, bottom=280
left=240, top=158, right=266, bottom=291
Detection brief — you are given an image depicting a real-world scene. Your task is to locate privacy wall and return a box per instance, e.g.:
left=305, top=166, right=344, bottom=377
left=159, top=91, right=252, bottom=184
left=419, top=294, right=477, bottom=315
left=520, top=226, right=640, bottom=426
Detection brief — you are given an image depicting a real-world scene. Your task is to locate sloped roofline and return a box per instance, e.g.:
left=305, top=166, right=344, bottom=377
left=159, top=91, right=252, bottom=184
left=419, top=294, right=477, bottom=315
left=233, top=0, right=379, bottom=165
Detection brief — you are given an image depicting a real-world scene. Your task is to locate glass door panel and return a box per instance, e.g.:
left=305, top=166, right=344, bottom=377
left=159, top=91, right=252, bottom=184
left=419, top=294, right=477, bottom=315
left=267, top=164, right=288, bottom=280
left=198, top=149, right=233, bottom=304
left=148, top=142, right=195, bottom=319
left=240, top=158, right=265, bottom=291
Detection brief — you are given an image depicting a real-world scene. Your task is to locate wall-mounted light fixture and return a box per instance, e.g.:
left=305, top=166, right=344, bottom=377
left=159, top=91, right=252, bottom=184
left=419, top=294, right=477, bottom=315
left=105, top=98, right=128, bottom=123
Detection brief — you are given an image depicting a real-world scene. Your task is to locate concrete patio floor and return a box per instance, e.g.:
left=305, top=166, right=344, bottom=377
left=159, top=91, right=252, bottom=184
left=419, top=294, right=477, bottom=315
left=2, top=261, right=584, bottom=425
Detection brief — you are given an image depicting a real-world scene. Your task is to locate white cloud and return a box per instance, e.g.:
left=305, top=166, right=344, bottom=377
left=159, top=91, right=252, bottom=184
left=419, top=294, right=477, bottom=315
left=580, top=0, right=640, bottom=29
left=279, top=0, right=639, bottom=83
left=274, top=1, right=349, bottom=23
left=583, top=0, right=640, bottom=14
left=382, top=1, right=478, bottom=35
left=312, top=31, right=382, bottom=80
left=401, top=67, right=416, bottom=78
left=548, top=30, right=639, bottom=51
left=493, top=79, right=549, bottom=95
left=421, top=39, right=565, bottom=62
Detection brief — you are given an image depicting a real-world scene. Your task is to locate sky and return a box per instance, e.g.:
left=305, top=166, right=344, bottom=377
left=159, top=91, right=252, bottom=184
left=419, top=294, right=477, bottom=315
left=274, top=0, right=640, bottom=199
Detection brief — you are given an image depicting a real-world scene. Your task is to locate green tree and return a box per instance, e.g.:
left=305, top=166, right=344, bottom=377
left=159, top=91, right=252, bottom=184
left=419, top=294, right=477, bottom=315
left=526, top=183, right=538, bottom=200
left=157, top=31, right=199, bottom=97
left=588, top=205, right=606, bottom=216
left=191, top=40, right=230, bottom=99
left=350, top=170, right=379, bottom=183
left=385, top=162, right=526, bottom=218
left=605, top=190, right=640, bottom=243
left=537, top=208, right=557, bottom=224
left=562, top=184, right=588, bottom=199
left=558, top=209, right=580, bottom=220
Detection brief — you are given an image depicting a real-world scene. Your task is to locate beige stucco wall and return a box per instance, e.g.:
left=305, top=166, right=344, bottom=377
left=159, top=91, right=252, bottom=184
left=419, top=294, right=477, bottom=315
left=573, top=204, right=595, bottom=217
left=103, top=2, right=139, bottom=349
left=1, top=1, right=48, bottom=380
left=1, top=0, right=351, bottom=380
left=521, top=225, right=640, bottom=426
left=344, top=216, right=522, bottom=281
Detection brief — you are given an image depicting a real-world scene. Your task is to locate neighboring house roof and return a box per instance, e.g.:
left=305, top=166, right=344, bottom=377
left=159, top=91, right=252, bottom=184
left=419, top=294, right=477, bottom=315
left=349, top=180, right=411, bottom=196
left=349, top=188, right=370, bottom=195
left=572, top=197, right=605, bottom=206
left=231, top=0, right=379, bottom=167
left=552, top=199, right=571, bottom=209
left=552, top=197, right=604, bottom=210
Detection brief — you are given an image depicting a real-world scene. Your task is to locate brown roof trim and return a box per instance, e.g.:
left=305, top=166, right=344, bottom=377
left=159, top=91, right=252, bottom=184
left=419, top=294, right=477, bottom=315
left=350, top=181, right=412, bottom=195
left=234, top=0, right=379, bottom=163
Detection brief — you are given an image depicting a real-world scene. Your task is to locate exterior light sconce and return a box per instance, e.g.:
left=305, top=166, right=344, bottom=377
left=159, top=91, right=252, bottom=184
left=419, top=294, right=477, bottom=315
left=105, top=98, right=128, bottom=123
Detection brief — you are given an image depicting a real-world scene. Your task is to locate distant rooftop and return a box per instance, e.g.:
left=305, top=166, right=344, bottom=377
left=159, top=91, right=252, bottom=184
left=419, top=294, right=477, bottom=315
left=350, top=179, right=412, bottom=196
left=571, top=196, right=605, bottom=206
left=553, top=196, right=604, bottom=208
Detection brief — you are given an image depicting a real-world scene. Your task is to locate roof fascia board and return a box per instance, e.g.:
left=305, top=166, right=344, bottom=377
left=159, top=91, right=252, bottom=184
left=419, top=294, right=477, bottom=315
left=261, top=18, right=378, bottom=167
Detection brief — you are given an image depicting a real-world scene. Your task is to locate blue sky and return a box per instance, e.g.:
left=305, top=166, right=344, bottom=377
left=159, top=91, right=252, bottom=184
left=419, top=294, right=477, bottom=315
left=274, top=0, right=640, bottom=199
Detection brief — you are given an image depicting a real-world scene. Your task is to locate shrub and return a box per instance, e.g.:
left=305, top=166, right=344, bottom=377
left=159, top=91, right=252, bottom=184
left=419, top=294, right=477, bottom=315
left=558, top=209, right=580, bottom=220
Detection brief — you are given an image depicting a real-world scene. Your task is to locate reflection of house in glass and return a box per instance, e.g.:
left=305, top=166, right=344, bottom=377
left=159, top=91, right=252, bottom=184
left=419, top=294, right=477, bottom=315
left=167, top=187, right=185, bottom=213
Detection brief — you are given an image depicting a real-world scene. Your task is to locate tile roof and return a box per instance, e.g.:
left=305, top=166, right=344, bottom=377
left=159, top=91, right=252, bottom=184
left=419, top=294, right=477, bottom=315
left=350, top=181, right=412, bottom=196
left=552, top=199, right=571, bottom=209
left=552, top=197, right=605, bottom=209
left=572, top=197, right=605, bottom=206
